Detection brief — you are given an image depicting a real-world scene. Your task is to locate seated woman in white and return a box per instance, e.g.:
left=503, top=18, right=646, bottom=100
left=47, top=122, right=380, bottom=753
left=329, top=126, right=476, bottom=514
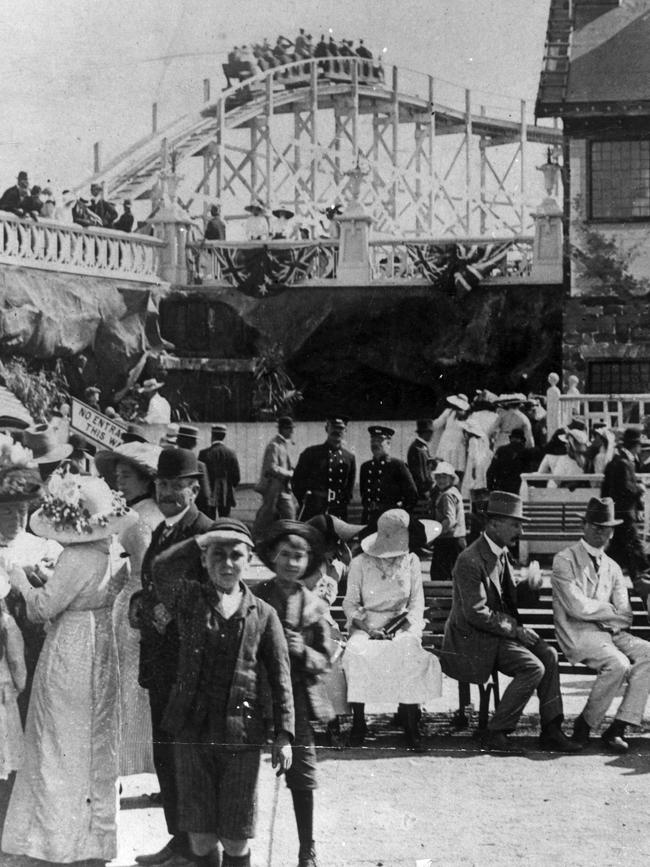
left=342, top=509, right=442, bottom=751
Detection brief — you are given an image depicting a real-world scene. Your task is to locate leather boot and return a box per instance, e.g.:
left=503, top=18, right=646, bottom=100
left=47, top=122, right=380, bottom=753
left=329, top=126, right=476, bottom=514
left=349, top=702, right=367, bottom=746
left=402, top=703, right=426, bottom=752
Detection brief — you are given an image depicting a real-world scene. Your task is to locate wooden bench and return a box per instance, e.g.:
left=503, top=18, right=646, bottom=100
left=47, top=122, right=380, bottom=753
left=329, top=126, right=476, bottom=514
left=518, top=501, right=584, bottom=564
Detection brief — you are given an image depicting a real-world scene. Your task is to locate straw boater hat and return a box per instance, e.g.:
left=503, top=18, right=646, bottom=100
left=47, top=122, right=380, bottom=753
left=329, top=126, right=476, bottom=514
left=497, top=393, right=526, bottom=407
left=30, top=472, right=136, bottom=545
left=361, top=509, right=442, bottom=558
left=23, top=423, right=73, bottom=465
left=95, top=441, right=162, bottom=481
left=582, top=497, right=622, bottom=527
left=138, top=378, right=165, bottom=395
left=0, top=432, right=42, bottom=504
left=446, top=394, right=469, bottom=412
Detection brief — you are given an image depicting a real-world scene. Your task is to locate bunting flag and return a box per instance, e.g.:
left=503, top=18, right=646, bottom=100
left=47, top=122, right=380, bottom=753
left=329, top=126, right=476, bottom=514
left=213, top=242, right=337, bottom=296
left=406, top=240, right=513, bottom=293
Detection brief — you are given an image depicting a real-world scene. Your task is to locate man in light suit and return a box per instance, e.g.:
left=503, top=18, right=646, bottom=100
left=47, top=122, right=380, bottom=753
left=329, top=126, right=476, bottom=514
left=441, top=490, right=578, bottom=752
left=552, top=497, right=650, bottom=753
left=252, top=416, right=297, bottom=540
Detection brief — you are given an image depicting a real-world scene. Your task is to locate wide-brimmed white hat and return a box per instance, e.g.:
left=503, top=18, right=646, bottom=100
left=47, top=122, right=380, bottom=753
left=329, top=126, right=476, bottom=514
left=138, top=378, right=164, bottom=394
left=446, top=394, right=469, bottom=412
left=30, top=473, right=136, bottom=545
left=433, top=460, right=459, bottom=485
left=95, top=442, right=162, bottom=480
left=361, top=509, right=411, bottom=558
left=461, top=418, right=485, bottom=439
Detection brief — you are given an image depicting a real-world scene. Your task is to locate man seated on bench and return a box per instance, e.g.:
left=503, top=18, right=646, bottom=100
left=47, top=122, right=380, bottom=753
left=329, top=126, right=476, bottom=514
left=552, top=496, right=650, bottom=753
left=441, top=490, right=579, bottom=753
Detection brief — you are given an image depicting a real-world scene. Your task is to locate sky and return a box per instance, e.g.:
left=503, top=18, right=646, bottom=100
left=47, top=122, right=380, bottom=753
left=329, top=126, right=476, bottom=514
left=0, top=0, right=551, bottom=190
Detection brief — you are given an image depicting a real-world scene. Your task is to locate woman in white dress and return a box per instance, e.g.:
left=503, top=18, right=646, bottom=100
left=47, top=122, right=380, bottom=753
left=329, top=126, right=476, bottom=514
left=342, top=509, right=442, bottom=751
left=1, top=472, right=135, bottom=864
left=95, top=441, right=162, bottom=777
left=433, top=394, right=470, bottom=478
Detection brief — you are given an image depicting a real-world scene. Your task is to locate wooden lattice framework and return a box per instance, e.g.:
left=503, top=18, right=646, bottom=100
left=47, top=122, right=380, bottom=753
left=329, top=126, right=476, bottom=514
left=78, top=58, right=561, bottom=237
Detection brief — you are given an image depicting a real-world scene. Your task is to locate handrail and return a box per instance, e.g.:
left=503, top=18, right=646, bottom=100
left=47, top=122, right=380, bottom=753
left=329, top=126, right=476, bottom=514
left=0, top=212, right=165, bottom=284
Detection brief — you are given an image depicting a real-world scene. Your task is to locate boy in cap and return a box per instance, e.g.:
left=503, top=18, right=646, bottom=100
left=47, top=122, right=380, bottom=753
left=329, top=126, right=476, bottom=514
left=151, top=519, right=294, bottom=867
left=359, top=426, right=418, bottom=528
left=293, top=417, right=356, bottom=521
left=198, top=424, right=241, bottom=519
left=442, top=491, right=578, bottom=752
left=552, top=497, right=650, bottom=753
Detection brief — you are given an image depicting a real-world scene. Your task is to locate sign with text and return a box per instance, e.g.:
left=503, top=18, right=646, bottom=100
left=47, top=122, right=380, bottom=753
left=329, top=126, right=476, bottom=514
left=70, top=398, right=126, bottom=450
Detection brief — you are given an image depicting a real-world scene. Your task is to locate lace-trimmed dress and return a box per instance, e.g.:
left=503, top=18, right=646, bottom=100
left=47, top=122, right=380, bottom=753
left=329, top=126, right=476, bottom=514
left=2, top=539, right=124, bottom=863
left=342, top=551, right=442, bottom=712
left=114, top=497, right=163, bottom=776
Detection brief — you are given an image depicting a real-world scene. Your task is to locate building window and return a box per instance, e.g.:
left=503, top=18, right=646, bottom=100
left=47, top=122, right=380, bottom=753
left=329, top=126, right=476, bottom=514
left=588, top=360, right=650, bottom=393
left=590, top=140, right=650, bottom=220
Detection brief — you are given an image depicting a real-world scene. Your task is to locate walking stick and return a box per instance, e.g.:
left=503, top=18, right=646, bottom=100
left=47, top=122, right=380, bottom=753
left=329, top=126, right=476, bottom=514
left=266, top=772, right=281, bottom=867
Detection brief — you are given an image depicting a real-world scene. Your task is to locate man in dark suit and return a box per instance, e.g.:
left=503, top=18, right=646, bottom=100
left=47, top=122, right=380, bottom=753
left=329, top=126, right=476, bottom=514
left=293, top=417, right=356, bottom=520
left=359, top=425, right=418, bottom=528
left=174, top=425, right=212, bottom=517
left=89, top=182, right=118, bottom=227
left=486, top=427, right=529, bottom=493
left=441, top=491, right=578, bottom=753
left=601, top=426, right=650, bottom=595
left=0, top=170, right=30, bottom=216
left=198, top=423, right=241, bottom=518
left=407, top=418, right=435, bottom=505
left=130, top=448, right=213, bottom=866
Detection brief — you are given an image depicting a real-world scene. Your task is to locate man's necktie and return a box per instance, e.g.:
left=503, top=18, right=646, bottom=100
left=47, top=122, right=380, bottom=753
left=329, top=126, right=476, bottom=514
left=588, top=553, right=601, bottom=575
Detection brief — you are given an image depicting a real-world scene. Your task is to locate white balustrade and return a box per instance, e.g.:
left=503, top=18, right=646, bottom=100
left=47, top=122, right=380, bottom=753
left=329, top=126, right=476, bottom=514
left=558, top=394, right=650, bottom=430
left=0, top=212, right=165, bottom=283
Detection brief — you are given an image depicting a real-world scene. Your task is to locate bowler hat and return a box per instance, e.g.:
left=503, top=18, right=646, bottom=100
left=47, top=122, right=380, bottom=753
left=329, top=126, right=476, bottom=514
left=583, top=497, right=622, bottom=527
left=486, top=491, right=530, bottom=522
left=416, top=418, right=434, bottom=432
left=622, top=427, right=643, bottom=447
left=277, top=416, right=295, bottom=428
left=157, top=447, right=202, bottom=480
left=509, top=428, right=526, bottom=441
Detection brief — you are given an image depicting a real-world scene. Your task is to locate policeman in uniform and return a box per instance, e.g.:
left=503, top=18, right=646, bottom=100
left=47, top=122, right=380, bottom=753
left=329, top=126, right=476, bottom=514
left=359, top=425, right=418, bottom=528
left=293, top=417, right=356, bottom=520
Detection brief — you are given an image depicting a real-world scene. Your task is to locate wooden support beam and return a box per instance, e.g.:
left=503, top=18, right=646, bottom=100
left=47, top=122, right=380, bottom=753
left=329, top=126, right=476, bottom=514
left=464, top=89, right=472, bottom=234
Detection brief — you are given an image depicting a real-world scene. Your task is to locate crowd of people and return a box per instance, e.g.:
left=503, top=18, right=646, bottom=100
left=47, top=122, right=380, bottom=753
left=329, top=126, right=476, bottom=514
left=0, top=378, right=649, bottom=866
left=0, top=170, right=134, bottom=232
left=226, top=30, right=379, bottom=79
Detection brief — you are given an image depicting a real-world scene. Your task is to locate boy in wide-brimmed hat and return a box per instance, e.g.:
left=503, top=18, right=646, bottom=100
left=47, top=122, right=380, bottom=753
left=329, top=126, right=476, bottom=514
left=553, top=497, right=650, bottom=753
left=442, top=490, right=579, bottom=753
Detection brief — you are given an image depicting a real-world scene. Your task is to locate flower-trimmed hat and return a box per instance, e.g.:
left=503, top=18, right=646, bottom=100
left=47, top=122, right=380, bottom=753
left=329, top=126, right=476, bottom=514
left=256, top=519, right=324, bottom=576
left=95, top=442, right=162, bottom=482
left=30, top=471, right=136, bottom=545
left=0, top=433, right=42, bottom=504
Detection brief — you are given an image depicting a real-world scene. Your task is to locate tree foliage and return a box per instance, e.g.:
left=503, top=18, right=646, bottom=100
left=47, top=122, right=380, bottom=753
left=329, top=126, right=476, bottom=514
left=0, top=356, right=69, bottom=423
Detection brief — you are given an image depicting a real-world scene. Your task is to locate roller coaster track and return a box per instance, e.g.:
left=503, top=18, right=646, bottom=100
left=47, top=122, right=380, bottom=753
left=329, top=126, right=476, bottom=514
left=78, top=57, right=562, bottom=237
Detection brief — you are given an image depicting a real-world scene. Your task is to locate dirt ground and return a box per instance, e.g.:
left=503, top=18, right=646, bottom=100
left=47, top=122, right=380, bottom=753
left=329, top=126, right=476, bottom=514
left=2, top=718, right=650, bottom=867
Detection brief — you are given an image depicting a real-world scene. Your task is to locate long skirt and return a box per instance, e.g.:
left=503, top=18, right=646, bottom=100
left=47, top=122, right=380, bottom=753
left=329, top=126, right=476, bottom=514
left=342, top=631, right=442, bottom=713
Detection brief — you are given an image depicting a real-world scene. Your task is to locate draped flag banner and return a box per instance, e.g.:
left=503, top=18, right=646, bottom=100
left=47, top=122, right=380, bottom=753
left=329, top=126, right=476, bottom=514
left=211, top=242, right=337, bottom=296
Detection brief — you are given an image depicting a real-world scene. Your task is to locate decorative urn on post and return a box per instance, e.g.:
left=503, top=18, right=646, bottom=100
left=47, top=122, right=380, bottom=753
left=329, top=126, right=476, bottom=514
left=335, top=157, right=373, bottom=285
left=149, top=139, right=194, bottom=284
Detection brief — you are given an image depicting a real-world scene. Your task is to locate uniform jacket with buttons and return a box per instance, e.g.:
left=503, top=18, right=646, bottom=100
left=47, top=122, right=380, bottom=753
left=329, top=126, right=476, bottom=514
left=293, top=442, right=356, bottom=517
left=441, top=534, right=522, bottom=684
left=551, top=541, right=632, bottom=664
left=150, top=544, right=295, bottom=743
left=359, top=456, right=418, bottom=523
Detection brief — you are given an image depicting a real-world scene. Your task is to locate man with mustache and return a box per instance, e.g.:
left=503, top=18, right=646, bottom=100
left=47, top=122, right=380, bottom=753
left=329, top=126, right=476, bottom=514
left=130, top=448, right=213, bottom=867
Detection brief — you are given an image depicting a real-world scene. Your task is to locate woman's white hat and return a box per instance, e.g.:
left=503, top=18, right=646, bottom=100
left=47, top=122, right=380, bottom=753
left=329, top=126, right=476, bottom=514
left=446, top=394, right=469, bottom=412
left=30, top=473, right=136, bottom=545
left=361, top=508, right=411, bottom=558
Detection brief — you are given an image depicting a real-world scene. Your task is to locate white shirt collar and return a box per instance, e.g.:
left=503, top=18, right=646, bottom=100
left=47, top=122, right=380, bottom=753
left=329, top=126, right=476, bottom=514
left=580, top=538, right=605, bottom=560
left=165, top=504, right=190, bottom=528
left=483, top=531, right=508, bottom=558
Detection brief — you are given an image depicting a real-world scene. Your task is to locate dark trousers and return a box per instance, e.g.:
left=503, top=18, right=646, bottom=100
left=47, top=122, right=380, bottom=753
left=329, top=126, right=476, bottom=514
left=488, top=638, right=562, bottom=732
left=430, top=536, right=466, bottom=581
left=607, top=517, right=648, bottom=582
left=150, top=690, right=182, bottom=836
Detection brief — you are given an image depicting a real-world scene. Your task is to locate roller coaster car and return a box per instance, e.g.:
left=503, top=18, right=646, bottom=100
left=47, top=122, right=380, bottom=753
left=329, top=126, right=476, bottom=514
left=222, top=62, right=266, bottom=91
